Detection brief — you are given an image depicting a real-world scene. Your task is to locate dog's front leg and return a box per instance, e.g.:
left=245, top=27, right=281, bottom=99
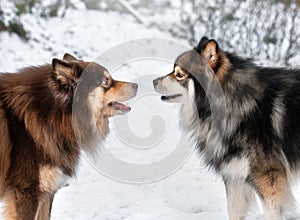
left=224, top=178, right=255, bottom=220
left=35, top=192, right=54, bottom=220
left=3, top=186, right=39, bottom=220
left=36, top=166, right=64, bottom=220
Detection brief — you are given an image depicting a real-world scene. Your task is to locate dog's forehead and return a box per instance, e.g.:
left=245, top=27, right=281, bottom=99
left=103, top=70, right=110, bottom=78
left=174, top=50, right=208, bottom=73
left=174, top=66, right=185, bottom=73
left=86, top=62, right=109, bottom=74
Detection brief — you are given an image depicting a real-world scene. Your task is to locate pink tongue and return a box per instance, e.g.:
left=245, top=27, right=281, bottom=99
left=110, top=101, right=131, bottom=112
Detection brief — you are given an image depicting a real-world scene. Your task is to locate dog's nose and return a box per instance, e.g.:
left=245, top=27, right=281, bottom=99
left=132, top=83, right=138, bottom=90
left=153, top=79, right=159, bottom=87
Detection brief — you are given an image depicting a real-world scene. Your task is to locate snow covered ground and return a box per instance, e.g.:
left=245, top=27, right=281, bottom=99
left=0, top=8, right=299, bottom=220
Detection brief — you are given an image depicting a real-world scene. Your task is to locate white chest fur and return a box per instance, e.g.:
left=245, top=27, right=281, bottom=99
left=39, top=166, right=68, bottom=193
left=220, top=157, right=250, bottom=181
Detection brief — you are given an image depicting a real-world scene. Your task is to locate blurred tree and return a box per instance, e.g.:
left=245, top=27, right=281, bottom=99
left=180, top=0, right=300, bottom=64
left=0, top=0, right=299, bottom=64
left=0, top=0, right=28, bottom=40
left=0, top=0, right=79, bottom=40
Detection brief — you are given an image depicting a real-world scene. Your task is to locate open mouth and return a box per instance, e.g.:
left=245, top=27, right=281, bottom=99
left=108, top=101, right=131, bottom=114
left=161, top=94, right=182, bottom=101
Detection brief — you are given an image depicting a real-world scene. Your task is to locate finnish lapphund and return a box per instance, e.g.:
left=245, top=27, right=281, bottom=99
left=153, top=37, right=300, bottom=220
left=0, top=53, right=137, bottom=220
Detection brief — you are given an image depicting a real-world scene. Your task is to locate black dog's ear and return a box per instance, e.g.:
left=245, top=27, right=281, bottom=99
left=195, top=37, right=220, bottom=69
left=63, top=53, right=78, bottom=61
left=52, top=58, right=77, bottom=85
left=195, top=36, right=209, bottom=53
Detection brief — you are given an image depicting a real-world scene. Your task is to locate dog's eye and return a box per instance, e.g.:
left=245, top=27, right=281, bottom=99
left=102, top=78, right=109, bottom=87
left=175, top=72, right=185, bottom=79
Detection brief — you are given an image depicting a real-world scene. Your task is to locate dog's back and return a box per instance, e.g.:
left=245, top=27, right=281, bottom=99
left=246, top=66, right=300, bottom=169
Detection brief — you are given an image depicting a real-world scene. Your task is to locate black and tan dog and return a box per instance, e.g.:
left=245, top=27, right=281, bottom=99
left=0, top=54, right=137, bottom=220
left=153, top=37, right=300, bottom=220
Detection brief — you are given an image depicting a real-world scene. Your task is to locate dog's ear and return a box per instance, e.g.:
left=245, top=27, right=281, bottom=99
left=195, top=37, right=220, bottom=69
left=63, top=53, right=78, bottom=61
left=52, top=58, right=79, bottom=85
left=195, top=36, right=209, bottom=53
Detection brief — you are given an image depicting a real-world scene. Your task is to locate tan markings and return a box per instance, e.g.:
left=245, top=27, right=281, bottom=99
left=35, top=193, right=54, bottom=220
left=174, top=66, right=185, bottom=74
left=36, top=166, right=59, bottom=220
left=252, top=169, right=291, bottom=209
left=39, top=166, right=59, bottom=193
left=173, top=66, right=188, bottom=81
left=55, top=59, right=90, bottom=83
left=103, top=71, right=110, bottom=78
left=36, top=166, right=64, bottom=220
left=201, top=41, right=219, bottom=69
left=200, top=41, right=231, bottom=81
left=3, top=189, right=17, bottom=220
left=52, top=60, right=74, bottom=84
left=105, top=80, right=136, bottom=103
left=216, top=51, right=231, bottom=81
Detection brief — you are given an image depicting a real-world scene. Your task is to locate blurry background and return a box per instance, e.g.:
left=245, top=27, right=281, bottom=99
left=1, top=0, right=299, bottom=66
left=0, top=1, right=300, bottom=220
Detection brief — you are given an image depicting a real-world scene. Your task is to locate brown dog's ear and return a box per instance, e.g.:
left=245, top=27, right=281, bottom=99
left=195, top=37, right=220, bottom=69
left=63, top=53, right=78, bottom=61
left=52, top=58, right=75, bottom=85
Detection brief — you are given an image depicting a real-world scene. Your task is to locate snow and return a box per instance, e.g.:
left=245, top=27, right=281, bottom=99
left=0, top=8, right=300, bottom=220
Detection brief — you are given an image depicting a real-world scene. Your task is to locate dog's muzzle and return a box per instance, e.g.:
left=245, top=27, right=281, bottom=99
left=153, top=78, right=159, bottom=88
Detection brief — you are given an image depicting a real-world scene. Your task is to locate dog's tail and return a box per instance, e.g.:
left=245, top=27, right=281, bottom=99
left=0, top=102, right=12, bottom=198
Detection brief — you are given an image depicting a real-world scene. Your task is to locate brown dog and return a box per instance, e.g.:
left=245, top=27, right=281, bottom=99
left=0, top=53, right=138, bottom=220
